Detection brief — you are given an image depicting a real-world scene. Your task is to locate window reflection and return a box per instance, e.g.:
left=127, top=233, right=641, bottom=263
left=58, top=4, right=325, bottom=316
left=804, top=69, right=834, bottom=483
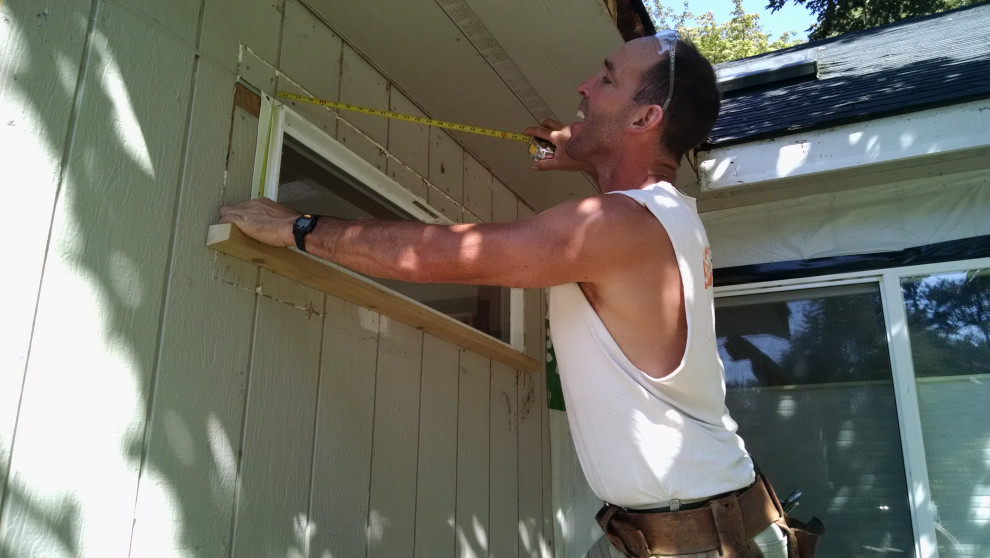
left=716, top=284, right=892, bottom=387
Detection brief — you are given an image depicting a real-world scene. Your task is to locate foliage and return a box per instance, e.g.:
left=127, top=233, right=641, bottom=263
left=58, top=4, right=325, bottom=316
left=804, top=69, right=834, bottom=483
left=766, top=0, right=984, bottom=40
left=646, top=0, right=804, bottom=64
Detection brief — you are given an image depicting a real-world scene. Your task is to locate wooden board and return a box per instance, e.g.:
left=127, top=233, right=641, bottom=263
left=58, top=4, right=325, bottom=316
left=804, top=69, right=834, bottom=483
left=206, top=223, right=540, bottom=373
left=414, top=335, right=460, bottom=558
left=311, top=295, right=380, bottom=556
left=367, top=318, right=424, bottom=557
left=231, top=271, right=324, bottom=556
left=456, top=350, right=491, bottom=558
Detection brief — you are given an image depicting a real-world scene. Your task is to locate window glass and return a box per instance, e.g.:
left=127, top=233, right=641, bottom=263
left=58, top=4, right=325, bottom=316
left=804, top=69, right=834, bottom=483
left=278, top=135, right=510, bottom=342
left=901, top=268, right=990, bottom=556
left=716, top=284, right=914, bottom=555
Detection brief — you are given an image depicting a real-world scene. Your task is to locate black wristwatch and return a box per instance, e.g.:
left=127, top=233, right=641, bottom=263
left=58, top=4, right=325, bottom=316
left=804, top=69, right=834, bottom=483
left=292, top=214, right=319, bottom=252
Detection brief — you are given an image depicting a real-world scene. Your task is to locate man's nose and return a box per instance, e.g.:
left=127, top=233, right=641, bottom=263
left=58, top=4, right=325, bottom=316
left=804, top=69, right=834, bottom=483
left=576, top=75, right=594, bottom=96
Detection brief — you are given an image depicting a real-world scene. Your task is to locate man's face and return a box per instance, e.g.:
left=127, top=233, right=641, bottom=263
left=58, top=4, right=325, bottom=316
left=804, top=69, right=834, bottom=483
left=567, top=37, right=665, bottom=163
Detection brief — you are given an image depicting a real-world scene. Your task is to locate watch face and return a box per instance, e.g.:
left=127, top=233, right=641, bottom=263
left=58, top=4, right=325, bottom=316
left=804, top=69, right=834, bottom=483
left=295, top=215, right=317, bottom=231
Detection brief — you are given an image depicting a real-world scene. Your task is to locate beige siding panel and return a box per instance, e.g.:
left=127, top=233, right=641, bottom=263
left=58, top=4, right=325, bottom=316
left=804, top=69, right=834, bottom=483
left=0, top=0, right=90, bottom=515
left=310, top=296, right=380, bottom=557
left=116, top=0, right=200, bottom=44
left=200, top=0, right=282, bottom=75
left=387, top=90, right=430, bottom=177
left=490, top=362, right=519, bottom=558
left=337, top=44, right=388, bottom=171
left=492, top=177, right=518, bottom=223
left=414, top=335, right=460, bottom=558
left=220, top=106, right=267, bottom=289
left=517, top=264, right=546, bottom=555
left=516, top=365, right=544, bottom=558
left=550, top=410, right=600, bottom=557
left=279, top=0, right=342, bottom=138
left=129, top=59, right=259, bottom=555
left=464, top=156, right=493, bottom=222
left=367, top=317, right=424, bottom=557
left=456, top=350, right=491, bottom=558
left=0, top=1, right=194, bottom=553
left=232, top=271, right=324, bottom=556
left=386, top=90, right=430, bottom=201
left=430, top=127, right=464, bottom=203
left=428, top=184, right=463, bottom=222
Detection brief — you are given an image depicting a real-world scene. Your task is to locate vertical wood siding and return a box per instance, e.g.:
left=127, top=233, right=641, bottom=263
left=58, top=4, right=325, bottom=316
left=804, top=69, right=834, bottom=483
left=0, top=0, right=552, bottom=556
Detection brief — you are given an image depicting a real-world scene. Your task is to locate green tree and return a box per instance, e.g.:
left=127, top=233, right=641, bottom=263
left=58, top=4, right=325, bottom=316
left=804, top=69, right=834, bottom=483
left=766, top=0, right=983, bottom=40
left=646, top=0, right=803, bottom=64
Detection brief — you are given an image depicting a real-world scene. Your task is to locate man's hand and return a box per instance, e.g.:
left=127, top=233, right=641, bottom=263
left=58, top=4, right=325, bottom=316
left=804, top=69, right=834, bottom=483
left=524, top=118, right=596, bottom=178
left=219, top=197, right=299, bottom=248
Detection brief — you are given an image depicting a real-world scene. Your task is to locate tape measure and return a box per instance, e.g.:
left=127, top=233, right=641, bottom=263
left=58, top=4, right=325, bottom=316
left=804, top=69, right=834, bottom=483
left=276, top=91, right=555, bottom=161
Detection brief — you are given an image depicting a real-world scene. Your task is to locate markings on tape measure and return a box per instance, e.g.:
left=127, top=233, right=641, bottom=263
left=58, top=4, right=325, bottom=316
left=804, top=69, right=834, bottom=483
left=276, top=91, right=530, bottom=143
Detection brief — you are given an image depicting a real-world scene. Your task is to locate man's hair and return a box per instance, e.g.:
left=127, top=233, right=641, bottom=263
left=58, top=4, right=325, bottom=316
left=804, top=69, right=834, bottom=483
left=633, top=39, right=720, bottom=160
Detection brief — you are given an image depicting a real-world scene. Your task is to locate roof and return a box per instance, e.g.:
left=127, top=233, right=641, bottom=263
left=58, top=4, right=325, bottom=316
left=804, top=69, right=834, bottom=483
left=708, top=2, right=990, bottom=147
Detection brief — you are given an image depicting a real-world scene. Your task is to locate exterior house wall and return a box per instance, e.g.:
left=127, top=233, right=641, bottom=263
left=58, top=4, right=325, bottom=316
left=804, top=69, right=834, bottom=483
left=0, top=0, right=552, bottom=556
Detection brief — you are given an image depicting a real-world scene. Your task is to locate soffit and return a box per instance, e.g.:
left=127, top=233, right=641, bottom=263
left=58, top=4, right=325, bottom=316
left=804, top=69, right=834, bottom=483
left=301, top=0, right=625, bottom=212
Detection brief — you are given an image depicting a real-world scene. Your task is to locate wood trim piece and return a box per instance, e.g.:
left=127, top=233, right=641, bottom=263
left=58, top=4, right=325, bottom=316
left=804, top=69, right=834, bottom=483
left=207, top=223, right=540, bottom=372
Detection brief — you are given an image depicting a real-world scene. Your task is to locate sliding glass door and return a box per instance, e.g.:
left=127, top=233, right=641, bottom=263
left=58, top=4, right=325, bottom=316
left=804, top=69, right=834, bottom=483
left=900, top=268, right=990, bottom=557
left=714, top=258, right=990, bottom=557
left=715, top=283, right=914, bottom=555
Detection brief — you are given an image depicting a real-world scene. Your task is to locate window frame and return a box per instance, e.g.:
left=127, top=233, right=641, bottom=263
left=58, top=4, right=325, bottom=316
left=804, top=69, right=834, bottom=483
left=250, top=93, right=524, bottom=350
left=714, top=255, right=990, bottom=558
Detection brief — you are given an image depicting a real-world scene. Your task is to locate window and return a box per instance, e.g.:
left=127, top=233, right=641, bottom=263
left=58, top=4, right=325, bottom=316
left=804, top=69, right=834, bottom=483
left=253, top=95, right=512, bottom=342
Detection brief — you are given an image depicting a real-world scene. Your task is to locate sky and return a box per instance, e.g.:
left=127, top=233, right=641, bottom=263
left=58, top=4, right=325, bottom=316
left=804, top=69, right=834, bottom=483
left=680, top=0, right=819, bottom=41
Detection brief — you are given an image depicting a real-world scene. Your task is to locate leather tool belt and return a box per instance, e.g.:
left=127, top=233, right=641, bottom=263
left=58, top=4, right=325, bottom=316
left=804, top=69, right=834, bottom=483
left=595, top=474, right=795, bottom=557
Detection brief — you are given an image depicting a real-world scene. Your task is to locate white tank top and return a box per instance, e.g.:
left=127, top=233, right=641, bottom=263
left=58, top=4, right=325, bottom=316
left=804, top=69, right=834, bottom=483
left=547, top=182, right=754, bottom=508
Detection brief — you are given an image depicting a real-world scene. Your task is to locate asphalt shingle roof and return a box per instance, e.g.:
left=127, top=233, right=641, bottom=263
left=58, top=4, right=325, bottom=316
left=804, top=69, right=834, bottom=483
left=708, top=3, right=990, bottom=147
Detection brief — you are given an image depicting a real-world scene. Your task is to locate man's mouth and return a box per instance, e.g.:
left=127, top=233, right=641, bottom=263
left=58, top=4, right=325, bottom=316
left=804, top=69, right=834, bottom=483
left=576, top=109, right=586, bottom=121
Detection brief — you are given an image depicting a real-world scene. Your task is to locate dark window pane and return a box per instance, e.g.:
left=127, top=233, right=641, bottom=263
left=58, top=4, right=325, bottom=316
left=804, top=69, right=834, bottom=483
left=277, top=137, right=510, bottom=342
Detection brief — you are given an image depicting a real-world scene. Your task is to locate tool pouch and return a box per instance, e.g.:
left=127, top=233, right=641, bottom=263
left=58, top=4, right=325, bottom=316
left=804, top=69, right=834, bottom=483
left=758, top=473, right=826, bottom=558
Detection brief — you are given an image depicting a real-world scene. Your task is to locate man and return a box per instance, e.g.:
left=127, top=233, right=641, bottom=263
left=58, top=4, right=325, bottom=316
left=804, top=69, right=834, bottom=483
left=221, top=32, right=791, bottom=557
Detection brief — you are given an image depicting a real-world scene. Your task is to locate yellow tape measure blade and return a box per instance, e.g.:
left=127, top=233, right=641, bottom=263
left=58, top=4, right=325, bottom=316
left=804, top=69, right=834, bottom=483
left=276, top=91, right=530, bottom=143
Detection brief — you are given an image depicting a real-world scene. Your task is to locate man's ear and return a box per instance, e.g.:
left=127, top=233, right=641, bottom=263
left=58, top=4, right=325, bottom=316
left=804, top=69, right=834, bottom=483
left=630, top=104, right=664, bottom=133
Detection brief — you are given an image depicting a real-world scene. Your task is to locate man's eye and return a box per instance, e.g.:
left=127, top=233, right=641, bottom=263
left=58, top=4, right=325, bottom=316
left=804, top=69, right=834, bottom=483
left=601, top=75, right=611, bottom=84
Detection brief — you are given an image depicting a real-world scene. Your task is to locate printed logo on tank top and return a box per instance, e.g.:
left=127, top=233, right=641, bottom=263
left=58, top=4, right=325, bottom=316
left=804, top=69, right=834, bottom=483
left=703, top=246, right=713, bottom=289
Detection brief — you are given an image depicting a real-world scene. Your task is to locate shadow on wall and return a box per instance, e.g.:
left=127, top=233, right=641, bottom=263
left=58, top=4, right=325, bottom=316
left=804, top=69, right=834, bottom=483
left=0, top=1, right=234, bottom=554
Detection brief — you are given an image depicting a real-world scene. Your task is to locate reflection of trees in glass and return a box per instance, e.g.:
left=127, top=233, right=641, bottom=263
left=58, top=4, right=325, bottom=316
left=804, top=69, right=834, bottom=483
left=719, top=291, right=891, bottom=387
left=778, top=293, right=892, bottom=384
left=902, top=270, right=990, bottom=378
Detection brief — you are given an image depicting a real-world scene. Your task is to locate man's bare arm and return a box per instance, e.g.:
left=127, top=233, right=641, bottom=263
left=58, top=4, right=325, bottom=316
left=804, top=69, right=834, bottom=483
left=218, top=194, right=652, bottom=289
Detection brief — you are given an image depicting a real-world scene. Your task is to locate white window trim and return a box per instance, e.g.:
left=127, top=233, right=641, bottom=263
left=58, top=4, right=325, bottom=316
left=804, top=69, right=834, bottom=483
left=250, top=93, right=526, bottom=351
left=715, top=256, right=990, bottom=558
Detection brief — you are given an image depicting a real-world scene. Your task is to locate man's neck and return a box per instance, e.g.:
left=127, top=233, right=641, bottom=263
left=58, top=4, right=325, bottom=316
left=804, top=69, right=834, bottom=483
left=594, top=153, right=678, bottom=193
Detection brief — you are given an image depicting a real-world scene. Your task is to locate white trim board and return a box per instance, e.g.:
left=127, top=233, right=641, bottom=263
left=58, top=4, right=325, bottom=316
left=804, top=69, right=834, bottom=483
left=697, top=99, right=990, bottom=193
